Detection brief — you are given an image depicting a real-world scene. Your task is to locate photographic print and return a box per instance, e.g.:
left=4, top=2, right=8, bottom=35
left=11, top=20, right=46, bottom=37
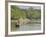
left=8, top=2, right=45, bottom=35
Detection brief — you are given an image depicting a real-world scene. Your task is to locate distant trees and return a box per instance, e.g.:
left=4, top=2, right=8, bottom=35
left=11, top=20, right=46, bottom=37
left=11, top=6, right=41, bottom=20
left=31, top=10, right=41, bottom=19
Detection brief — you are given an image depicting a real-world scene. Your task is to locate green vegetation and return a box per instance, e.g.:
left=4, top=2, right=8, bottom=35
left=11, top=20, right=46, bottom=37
left=11, top=6, right=41, bottom=20
left=11, top=6, right=26, bottom=20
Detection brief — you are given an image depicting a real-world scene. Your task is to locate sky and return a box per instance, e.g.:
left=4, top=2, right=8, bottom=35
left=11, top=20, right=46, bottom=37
left=17, top=6, right=41, bottom=10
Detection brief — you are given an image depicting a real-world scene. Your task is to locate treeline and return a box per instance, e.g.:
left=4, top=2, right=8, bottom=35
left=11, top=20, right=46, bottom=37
left=11, top=6, right=41, bottom=20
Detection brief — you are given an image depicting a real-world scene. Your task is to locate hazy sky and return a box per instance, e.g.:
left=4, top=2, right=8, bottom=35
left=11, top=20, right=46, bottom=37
left=17, top=6, right=41, bottom=10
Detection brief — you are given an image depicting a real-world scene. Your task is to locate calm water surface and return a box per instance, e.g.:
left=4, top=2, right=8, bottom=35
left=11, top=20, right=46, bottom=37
left=15, top=24, right=41, bottom=31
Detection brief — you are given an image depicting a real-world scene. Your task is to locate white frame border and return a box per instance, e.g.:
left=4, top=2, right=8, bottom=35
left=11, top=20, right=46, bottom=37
left=8, top=2, right=44, bottom=35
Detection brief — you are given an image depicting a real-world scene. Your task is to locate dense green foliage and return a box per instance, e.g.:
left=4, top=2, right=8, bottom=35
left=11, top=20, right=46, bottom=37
left=11, top=6, right=41, bottom=20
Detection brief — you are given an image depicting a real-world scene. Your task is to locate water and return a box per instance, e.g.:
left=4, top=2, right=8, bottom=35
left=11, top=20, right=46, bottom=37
left=11, top=19, right=41, bottom=31
left=15, top=24, right=41, bottom=31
